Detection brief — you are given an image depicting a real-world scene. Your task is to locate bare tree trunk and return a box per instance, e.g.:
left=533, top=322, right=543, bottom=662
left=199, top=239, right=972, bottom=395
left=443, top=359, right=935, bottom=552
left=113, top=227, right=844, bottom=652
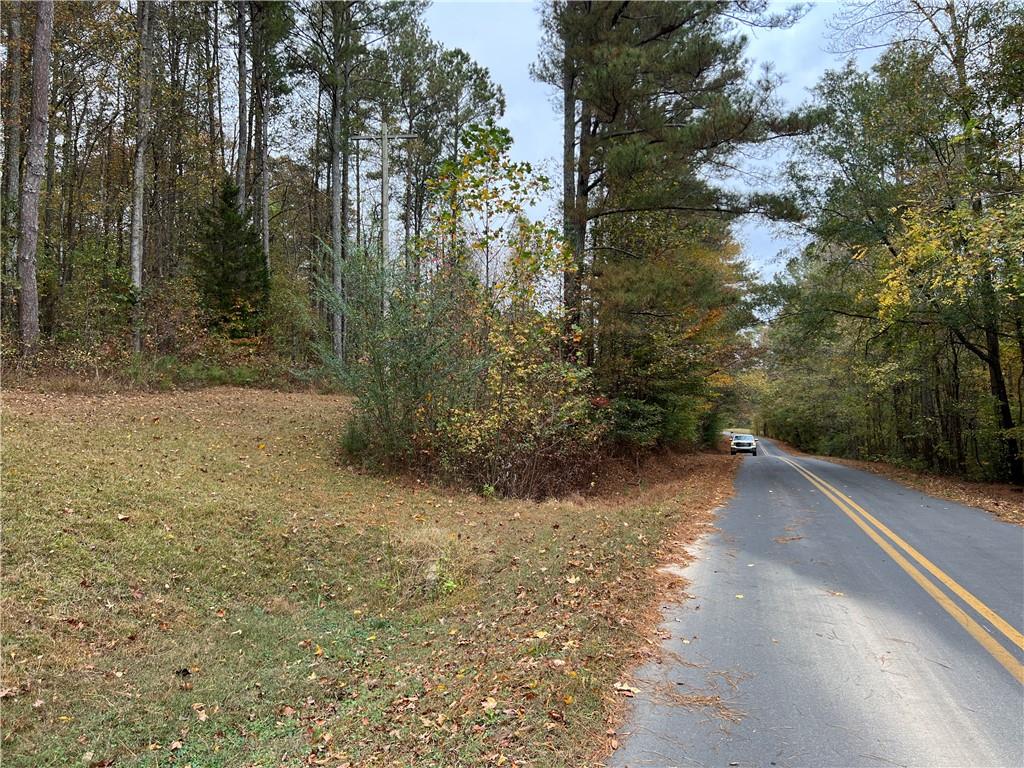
left=561, top=39, right=577, bottom=338
left=330, top=85, right=343, bottom=357
left=564, top=98, right=592, bottom=358
left=403, top=164, right=411, bottom=272
left=204, top=1, right=219, bottom=201
left=311, top=84, right=321, bottom=243
left=42, top=98, right=55, bottom=259
left=261, top=104, right=270, bottom=273
left=250, top=1, right=269, bottom=272
left=255, top=4, right=270, bottom=276
left=214, top=1, right=225, bottom=170
left=341, top=121, right=353, bottom=345
left=3, top=3, right=22, bottom=320
left=235, top=0, right=247, bottom=212
left=339, top=68, right=351, bottom=358
left=355, top=142, right=361, bottom=251
left=17, top=0, right=54, bottom=354
left=130, top=0, right=154, bottom=354
left=328, top=3, right=345, bottom=359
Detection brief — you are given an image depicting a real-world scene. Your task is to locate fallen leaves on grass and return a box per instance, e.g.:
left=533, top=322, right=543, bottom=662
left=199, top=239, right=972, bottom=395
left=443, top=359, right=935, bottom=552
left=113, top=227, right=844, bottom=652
left=4, top=387, right=740, bottom=767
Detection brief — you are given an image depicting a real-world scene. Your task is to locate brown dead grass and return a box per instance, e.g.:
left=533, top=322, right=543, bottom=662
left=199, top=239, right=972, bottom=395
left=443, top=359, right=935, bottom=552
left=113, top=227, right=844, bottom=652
left=2, top=386, right=740, bottom=768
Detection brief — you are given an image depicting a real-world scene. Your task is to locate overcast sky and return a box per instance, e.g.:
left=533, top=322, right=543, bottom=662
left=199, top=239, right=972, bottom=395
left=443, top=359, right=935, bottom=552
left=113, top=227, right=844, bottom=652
left=424, top=1, right=880, bottom=278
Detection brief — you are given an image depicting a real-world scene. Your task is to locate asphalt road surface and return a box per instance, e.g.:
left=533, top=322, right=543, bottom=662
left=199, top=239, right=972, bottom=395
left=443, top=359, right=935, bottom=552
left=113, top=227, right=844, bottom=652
left=609, top=439, right=1024, bottom=768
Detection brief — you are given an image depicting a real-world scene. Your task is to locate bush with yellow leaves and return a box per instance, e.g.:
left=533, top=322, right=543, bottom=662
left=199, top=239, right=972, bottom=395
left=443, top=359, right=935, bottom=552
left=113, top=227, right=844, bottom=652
left=334, top=125, right=606, bottom=497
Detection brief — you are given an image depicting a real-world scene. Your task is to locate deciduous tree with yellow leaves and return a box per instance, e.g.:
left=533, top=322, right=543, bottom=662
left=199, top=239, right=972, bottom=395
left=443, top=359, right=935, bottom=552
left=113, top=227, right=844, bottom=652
left=760, top=0, right=1024, bottom=483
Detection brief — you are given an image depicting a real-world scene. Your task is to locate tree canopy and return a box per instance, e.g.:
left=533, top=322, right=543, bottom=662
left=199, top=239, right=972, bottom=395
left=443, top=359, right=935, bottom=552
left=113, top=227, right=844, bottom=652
left=757, top=0, right=1024, bottom=483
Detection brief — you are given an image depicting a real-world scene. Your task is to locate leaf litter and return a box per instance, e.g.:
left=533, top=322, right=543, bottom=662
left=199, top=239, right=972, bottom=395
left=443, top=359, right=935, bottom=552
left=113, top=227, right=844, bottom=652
left=3, top=387, right=741, bottom=766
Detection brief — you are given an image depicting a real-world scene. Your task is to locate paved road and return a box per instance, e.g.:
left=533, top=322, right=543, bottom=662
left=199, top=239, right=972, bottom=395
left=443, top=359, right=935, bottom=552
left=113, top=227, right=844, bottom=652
left=610, top=439, right=1024, bottom=768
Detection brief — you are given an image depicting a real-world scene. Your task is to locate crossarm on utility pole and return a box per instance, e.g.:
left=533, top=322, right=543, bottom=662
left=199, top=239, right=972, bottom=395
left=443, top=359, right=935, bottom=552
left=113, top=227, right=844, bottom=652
left=352, top=125, right=417, bottom=259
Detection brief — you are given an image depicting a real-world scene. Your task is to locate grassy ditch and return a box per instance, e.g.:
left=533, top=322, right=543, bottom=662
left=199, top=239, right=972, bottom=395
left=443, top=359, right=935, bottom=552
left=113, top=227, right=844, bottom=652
left=2, top=388, right=736, bottom=767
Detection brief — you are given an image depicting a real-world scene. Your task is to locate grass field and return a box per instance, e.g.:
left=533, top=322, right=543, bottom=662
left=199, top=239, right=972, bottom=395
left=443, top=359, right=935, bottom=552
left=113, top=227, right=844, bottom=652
left=2, top=388, right=736, bottom=767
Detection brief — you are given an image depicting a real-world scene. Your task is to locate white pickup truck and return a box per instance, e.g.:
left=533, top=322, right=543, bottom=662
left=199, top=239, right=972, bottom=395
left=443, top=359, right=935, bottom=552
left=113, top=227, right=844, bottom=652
left=730, top=434, right=758, bottom=456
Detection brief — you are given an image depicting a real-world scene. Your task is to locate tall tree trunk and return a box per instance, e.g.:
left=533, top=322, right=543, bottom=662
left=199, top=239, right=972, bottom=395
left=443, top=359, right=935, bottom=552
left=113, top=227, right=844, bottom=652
left=42, top=69, right=56, bottom=260
left=204, top=1, right=219, bottom=201
left=235, top=0, right=248, bottom=212
left=311, top=85, right=321, bottom=245
left=3, top=3, right=22, bottom=322
left=339, top=90, right=349, bottom=356
left=565, top=101, right=592, bottom=354
left=214, top=1, right=225, bottom=170
left=130, top=0, right=154, bottom=353
left=251, top=2, right=270, bottom=273
left=58, top=96, right=77, bottom=287
left=403, top=167, right=411, bottom=272
left=561, top=36, right=577, bottom=328
left=261, top=100, right=270, bottom=274
left=947, top=336, right=966, bottom=474
left=328, top=3, right=346, bottom=359
left=330, top=79, right=343, bottom=357
left=983, top=322, right=1022, bottom=484
left=163, top=1, right=181, bottom=276
left=355, top=141, right=361, bottom=251
left=17, top=0, right=54, bottom=354
left=258, top=5, right=270, bottom=276
left=560, top=20, right=593, bottom=358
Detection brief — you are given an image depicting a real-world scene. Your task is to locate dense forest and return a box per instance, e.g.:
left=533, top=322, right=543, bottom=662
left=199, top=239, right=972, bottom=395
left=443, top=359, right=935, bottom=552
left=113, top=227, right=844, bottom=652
left=1, top=0, right=503, bottom=373
left=2, top=0, right=1022, bottom=489
left=756, top=0, right=1024, bottom=484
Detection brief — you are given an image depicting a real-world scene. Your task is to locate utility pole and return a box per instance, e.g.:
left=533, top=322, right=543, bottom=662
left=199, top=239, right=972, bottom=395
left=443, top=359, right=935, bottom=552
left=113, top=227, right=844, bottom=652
left=353, top=121, right=415, bottom=259
left=355, top=144, right=361, bottom=251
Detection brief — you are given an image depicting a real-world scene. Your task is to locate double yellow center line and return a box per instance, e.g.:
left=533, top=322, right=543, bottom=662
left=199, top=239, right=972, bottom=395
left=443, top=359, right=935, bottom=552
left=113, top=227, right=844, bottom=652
left=775, top=453, right=1024, bottom=684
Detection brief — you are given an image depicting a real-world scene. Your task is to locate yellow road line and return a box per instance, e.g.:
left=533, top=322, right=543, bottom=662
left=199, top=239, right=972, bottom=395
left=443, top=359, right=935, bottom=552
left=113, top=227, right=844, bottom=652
left=777, top=455, right=1024, bottom=684
left=785, top=457, right=1024, bottom=653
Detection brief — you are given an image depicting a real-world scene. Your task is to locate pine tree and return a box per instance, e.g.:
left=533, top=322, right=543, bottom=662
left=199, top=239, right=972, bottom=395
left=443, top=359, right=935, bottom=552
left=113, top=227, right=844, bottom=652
left=535, top=1, right=808, bottom=337
left=194, top=177, right=267, bottom=337
left=533, top=0, right=809, bottom=444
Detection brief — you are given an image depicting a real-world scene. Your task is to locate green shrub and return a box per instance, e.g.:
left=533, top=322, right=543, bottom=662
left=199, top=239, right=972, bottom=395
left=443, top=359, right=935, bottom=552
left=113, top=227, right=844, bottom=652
left=267, top=271, right=322, bottom=364
left=334, top=245, right=605, bottom=498
left=610, top=398, right=664, bottom=449
left=332, top=125, right=606, bottom=497
left=47, top=241, right=132, bottom=352
left=700, top=408, right=726, bottom=447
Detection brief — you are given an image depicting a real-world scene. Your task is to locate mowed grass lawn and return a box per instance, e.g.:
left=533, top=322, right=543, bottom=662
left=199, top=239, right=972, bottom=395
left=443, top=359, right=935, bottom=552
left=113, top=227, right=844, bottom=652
left=2, top=388, right=736, bottom=767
